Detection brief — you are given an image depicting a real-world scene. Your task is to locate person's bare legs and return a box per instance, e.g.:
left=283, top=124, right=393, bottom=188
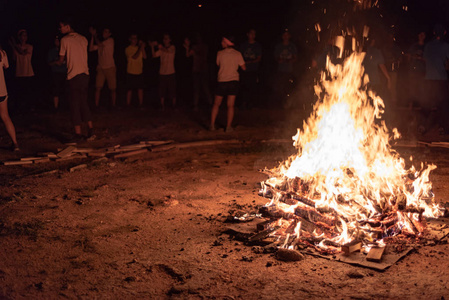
left=95, top=88, right=101, bottom=107
left=126, top=90, right=132, bottom=106
left=110, top=89, right=116, bottom=107
left=138, top=89, right=143, bottom=107
left=210, top=95, right=223, bottom=129
left=0, top=100, right=18, bottom=146
left=226, top=95, right=236, bottom=129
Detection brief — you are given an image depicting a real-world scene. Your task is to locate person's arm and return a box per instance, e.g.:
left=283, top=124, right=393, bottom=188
left=1, top=50, right=9, bottom=69
left=150, top=42, right=161, bottom=58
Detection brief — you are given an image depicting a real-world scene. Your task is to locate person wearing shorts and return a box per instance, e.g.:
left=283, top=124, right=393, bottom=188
left=125, top=33, right=147, bottom=107
left=210, top=35, right=246, bottom=132
left=151, top=33, right=176, bottom=110
left=58, top=17, right=94, bottom=142
left=0, top=48, right=19, bottom=150
left=89, top=27, right=116, bottom=107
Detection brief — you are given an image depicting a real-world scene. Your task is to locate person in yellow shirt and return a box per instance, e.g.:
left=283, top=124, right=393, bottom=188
left=125, top=34, right=147, bottom=107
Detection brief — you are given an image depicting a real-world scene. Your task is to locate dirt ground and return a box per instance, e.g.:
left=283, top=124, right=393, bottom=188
left=0, top=105, right=448, bottom=299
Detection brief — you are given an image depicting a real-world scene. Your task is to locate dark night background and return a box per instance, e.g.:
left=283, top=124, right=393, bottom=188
left=1, top=0, right=449, bottom=106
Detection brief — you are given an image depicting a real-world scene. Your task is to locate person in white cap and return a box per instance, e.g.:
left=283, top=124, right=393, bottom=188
left=210, top=35, right=246, bottom=132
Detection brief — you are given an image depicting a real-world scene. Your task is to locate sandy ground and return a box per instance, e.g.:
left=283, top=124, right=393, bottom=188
left=0, top=105, right=448, bottom=299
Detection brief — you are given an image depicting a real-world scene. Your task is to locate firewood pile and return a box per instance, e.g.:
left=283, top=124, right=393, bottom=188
left=1, top=141, right=174, bottom=166
left=225, top=174, right=448, bottom=266
left=2, top=139, right=244, bottom=166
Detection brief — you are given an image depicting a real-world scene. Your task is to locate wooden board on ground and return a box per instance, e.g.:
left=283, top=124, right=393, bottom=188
left=176, top=139, right=241, bottom=149
left=33, top=158, right=51, bottom=163
left=113, top=149, right=148, bottom=159
left=140, top=140, right=174, bottom=146
left=3, top=160, right=34, bottom=166
left=366, top=247, right=385, bottom=262
left=21, top=157, right=46, bottom=161
left=57, top=146, right=77, bottom=158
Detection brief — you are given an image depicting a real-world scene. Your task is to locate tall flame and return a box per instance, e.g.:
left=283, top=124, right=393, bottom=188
left=266, top=52, right=443, bottom=246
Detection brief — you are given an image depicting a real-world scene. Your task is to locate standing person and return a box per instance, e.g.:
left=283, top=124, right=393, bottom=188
left=151, top=33, right=176, bottom=110
left=8, top=29, right=35, bottom=110
left=125, top=33, right=147, bottom=107
left=239, top=28, right=262, bottom=109
left=0, top=47, right=19, bottom=151
left=57, top=18, right=95, bottom=142
left=406, top=30, right=426, bottom=109
left=210, top=35, right=246, bottom=132
left=188, top=33, right=212, bottom=111
left=422, top=24, right=449, bottom=136
left=89, top=27, right=117, bottom=108
left=274, top=30, right=297, bottom=108
left=47, top=36, right=67, bottom=111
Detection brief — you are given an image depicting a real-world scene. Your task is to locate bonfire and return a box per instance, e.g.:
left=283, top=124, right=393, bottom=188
left=258, top=52, right=445, bottom=256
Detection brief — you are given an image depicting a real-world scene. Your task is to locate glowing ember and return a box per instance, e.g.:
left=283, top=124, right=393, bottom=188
left=260, top=52, right=444, bottom=252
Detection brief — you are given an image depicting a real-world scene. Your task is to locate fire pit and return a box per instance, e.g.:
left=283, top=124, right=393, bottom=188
left=226, top=53, right=448, bottom=270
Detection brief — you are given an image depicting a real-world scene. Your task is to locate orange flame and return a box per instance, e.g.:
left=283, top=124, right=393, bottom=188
left=266, top=52, right=443, bottom=247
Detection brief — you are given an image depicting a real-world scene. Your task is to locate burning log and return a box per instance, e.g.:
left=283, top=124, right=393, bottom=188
left=294, top=203, right=336, bottom=226
left=341, top=240, right=362, bottom=255
left=247, top=226, right=280, bottom=244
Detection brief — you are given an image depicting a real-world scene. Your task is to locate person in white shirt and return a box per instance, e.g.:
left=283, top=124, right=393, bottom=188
left=210, top=36, right=246, bottom=132
left=151, top=33, right=176, bottom=110
left=57, top=18, right=94, bottom=142
left=89, top=27, right=117, bottom=107
left=0, top=48, right=19, bottom=151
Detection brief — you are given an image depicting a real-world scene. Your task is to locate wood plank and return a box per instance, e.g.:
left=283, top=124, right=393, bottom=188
left=57, top=146, right=77, bottom=158
left=33, top=158, right=51, bottom=164
left=150, top=144, right=178, bottom=152
left=140, top=140, right=174, bottom=145
left=119, top=144, right=148, bottom=150
left=113, top=148, right=148, bottom=159
left=21, top=157, right=46, bottom=161
left=176, top=139, right=240, bottom=149
left=366, top=246, right=385, bottom=262
left=3, top=160, right=33, bottom=166
left=341, top=240, right=362, bottom=255
left=73, top=148, right=95, bottom=153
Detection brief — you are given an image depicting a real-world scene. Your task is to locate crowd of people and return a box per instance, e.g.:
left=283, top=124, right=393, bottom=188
left=1, top=18, right=449, bottom=150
